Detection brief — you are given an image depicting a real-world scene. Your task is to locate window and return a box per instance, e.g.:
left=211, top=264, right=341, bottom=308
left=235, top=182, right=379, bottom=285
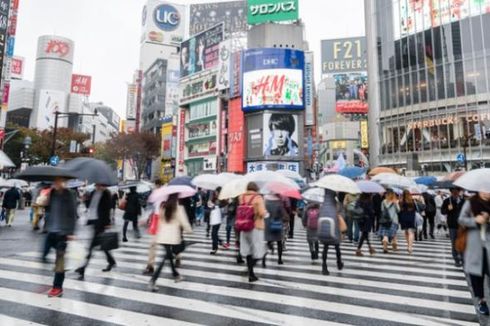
left=475, top=57, right=488, bottom=94
left=445, top=63, right=456, bottom=99
left=412, top=71, right=419, bottom=104
left=471, top=15, right=484, bottom=56
left=189, top=100, right=217, bottom=120
left=436, top=65, right=445, bottom=100
left=464, top=59, right=476, bottom=96
left=483, top=14, right=490, bottom=51
left=433, top=27, right=443, bottom=65
left=455, top=61, right=465, bottom=97
left=460, top=18, right=473, bottom=58
left=419, top=69, right=427, bottom=103
left=451, top=21, right=463, bottom=61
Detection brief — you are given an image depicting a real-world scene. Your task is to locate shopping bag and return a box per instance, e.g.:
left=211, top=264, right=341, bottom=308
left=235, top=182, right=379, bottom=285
left=148, top=213, right=159, bottom=235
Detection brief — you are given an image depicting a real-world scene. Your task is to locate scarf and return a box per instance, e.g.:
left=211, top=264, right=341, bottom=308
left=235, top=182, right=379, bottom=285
left=470, top=195, right=490, bottom=216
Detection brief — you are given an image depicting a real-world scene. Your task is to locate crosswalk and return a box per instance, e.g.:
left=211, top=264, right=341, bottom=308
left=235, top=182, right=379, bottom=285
left=0, top=221, right=480, bottom=326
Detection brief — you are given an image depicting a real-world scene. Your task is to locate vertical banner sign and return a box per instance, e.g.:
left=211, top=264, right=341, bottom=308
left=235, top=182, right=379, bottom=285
left=10, top=55, right=22, bottom=79
left=217, top=39, right=231, bottom=91
left=178, top=109, right=186, bottom=172
left=220, top=108, right=227, bottom=157
left=227, top=98, right=245, bottom=173
left=247, top=0, right=299, bottom=25
left=0, top=0, right=10, bottom=110
left=304, top=52, right=314, bottom=126
left=229, top=51, right=242, bottom=98
left=126, top=83, right=137, bottom=120
left=360, top=120, right=369, bottom=149
left=135, top=70, right=143, bottom=131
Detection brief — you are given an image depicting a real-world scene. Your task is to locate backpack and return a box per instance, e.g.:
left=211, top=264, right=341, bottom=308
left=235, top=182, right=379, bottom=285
left=347, top=201, right=364, bottom=221
left=379, top=203, right=392, bottom=226
left=306, top=208, right=320, bottom=230
left=317, top=217, right=338, bottom=244
left=235, top=195, right=257, bottom=232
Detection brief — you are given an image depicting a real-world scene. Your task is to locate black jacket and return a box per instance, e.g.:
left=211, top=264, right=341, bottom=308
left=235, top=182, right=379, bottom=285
left=46, top=188, right=77, bottom=235
left=88, top=189, right=112, bottom=232
left=441, top=196, right=465, bottom=229
left=2, top=188, right=20, bottom=209
left=123, top=191, right=141, bottom=221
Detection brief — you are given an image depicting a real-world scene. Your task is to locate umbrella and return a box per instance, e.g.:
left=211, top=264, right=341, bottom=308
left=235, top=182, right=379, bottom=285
left=301, top=187, right=324, bottom=203
left=0, top=178, right=29, bottom=188
left=314, top=175, right=361, bottom=194
left=66, top=180, right=85, bottom=189
left=0, top=150, right=15, bottom=168
left=168, top=176, right=193, bottom=187
left=15, top=166, right=77, bottom=182
left=431, top=180, right=455, bottom=189
left=277, top=170, right=303, bottom=182
left=442, top=171, right=465, bottom=182
left=356, top=180, right=385, bottom=194
left=339, top=166, right=365, bottom=179
left=368, top=167, right=397, bottom=177
left=119, top=182, right=153, bottom=193
left=63, top=157, right=118, bottom=186
left=414, top=176, right=437, bottom=186
left=454, top=168, right=490, bottom=193
left=371, top=173, right=415, bottom=189
left=246, top=171, right=300, bottom=190
left=192, top=174, right=224, bottom=190
left=264, top=181, right=302, bottom=200
left=218, top=178, right=248, bottom=200
left=408, top=184, right=428, bottom=195
left=217, top=172, right=243, bottom=181
left=148, top=185, right=197, bottom=204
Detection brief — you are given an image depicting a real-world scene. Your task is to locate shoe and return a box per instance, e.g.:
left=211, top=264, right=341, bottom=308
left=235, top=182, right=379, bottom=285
left=455, top=261, right=463, bottom=268
left=355, top=249, right=363, bottom=257
left=278, top=259, right=284, bottom=265
left=314, top=251, right=320, bottom=260
left=102, top=263, right=115, bottom=272
left=369, top=247, right=376, bottom=256
left=142, top=266, right=154, bottom=276
left=407, top=248, right=413, bottom=255
left=122, top=237, right=128, bottom=243
left=210, top=250, right=217, bottom=255
left=148, top=281, right=159, bottom=292
left=33, top=226, right=40, bottom=231
left=236, top=256, right=244, bottom=264
left=75, top=267, right=85, bottom=280
left=249, top=275, right=258, bottom=282
left=174, top=275, right=183, bottom=283
left=337, top=261, right=344, bottom=271
left=392, top=240, right=398, bottom=251
left=310, top=252, right=315, bottom=260
left=223, top=243, right=230, bottom=249
left=206, top=232, right=210, bottom=238
left=382, top=239, right=388, bottom=253
left=175, top=257, right=181, bottom=268
left=262, top=258, right=267, bottom=268
left=423, top=234, right=428, bottom=240
left=478, top=301, right=490, bottom=315
left=430, top=234, right=435, bottom=239
left=47, top=287, right=63, bottom=297
left=322, top=266, right=330, bottom=275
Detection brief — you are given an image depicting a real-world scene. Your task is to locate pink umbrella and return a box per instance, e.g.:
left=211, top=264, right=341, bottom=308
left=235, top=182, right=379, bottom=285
left=264, top=181, right=302, bottom=200
left=149, top=185, right=197, bottom=204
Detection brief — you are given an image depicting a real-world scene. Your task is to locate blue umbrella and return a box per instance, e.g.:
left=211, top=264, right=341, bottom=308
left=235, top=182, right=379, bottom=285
left=168, top=176, right=194, bottom=187
left=415, top=176, right=437, bottom=186
left=339, top=166, right=365, bottom=180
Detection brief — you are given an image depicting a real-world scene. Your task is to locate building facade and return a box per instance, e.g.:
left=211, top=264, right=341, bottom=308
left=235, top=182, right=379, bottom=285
left=366, top=0, right=490, bottom=172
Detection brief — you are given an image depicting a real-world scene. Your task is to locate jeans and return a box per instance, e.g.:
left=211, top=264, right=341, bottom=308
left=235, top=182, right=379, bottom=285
left=6, top=209, right=16, bottom=226
left=358, top=231, right=371, bottom=249
left=470, top=248, right=489, bottom=299
left=423, top=214, right=435, bottom=237
left=211, top=224, right=221, bottom=251
left=323, top=244, right=342, bottom=267
left=123, top=220, right=140, bottom=239
left=151, top=244, right=178, bottom=282
left=288, top=215, right=295, bottom=238
left=226, top=223, right=234, bottom=244
left=83, top=230, right=116, bottom=269
left=346, top=215, right=354, bottom=241
left=45, top=233, right=68, bottom=288
left=448, top=228, right=463, bottom=263
left=195, top=207, right=204, bottom=223
left=353, top=221, right=360, bottom=242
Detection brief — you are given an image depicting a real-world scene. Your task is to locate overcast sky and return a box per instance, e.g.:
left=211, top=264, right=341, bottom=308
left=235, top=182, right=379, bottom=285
left=15, top=0, right=364, bottom=117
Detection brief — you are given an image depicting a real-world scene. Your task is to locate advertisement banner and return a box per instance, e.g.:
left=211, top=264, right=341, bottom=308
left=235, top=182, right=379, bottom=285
left=304, top=52, right=314, bottom=126
left=246, top=114, right=264, bottom=158
left=227, top=98, right=245, bottom=173
left=161, top=121, right=173, bottom=159
left=2, top=83, right=9, bottom=109
left=178, top=109, right=186, bottom=172
left=247, top=0, right=299, bottom=25
left=188, top=120, right=217, bottom=139
left=180, top=71, right=217, bottom=105
left=188, top=141, right=217, bottom=158
left=321, top=37, right=367, bottom=74
left=242, top=48, right=305, bottom=112
left=6, top=36, right=14, bottom=57
left=10, top=56, right=23, bottom=79
left=360, top=120, right=369, bottom=149
left=190, top=1, right=247, bottom=36
left=0, top=0, right=10, bottom=87
left=37, top=36, right=74, bottom=64
left=36, top=89, right=67, bottom=130
left=334, top=72, right=368, bottom=114
left=217, top=39, right=232, bottom=91
left=247, top=161, right=299, bottom=173
left=263, top=113, right=299, bottom=158
left=180, top=23, right=224, bottom=78
left=165, top=58, right=180, bottom=116
left=126, top=83, right=137, bottom=120
left=71, top=74, right=92, bottom=95
left=229, top=51, right=242, bottom=98
left=141, top=2, right=185, bottom=45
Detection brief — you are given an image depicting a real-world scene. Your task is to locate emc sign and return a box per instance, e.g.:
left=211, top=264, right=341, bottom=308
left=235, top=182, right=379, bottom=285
left=154, top=4, right=180, bottom=31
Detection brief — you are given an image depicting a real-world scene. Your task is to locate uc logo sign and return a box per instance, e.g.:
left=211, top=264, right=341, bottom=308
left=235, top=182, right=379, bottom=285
left=154, top=4, right=180, bottom=31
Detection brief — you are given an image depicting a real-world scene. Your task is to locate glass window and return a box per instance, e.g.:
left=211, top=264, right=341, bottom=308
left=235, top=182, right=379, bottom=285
left=471, top=15, right=484, bottom=56
left=383, top=79, right=390, bottom=110
left=398, top=75, right=404, bottom=107
left=451, top=21, right=463, bottom=61
left=395, top=39, right=402, bottom=72
left=391, top=77, right=398, bottom=108
left=455, top=61, right=465, bottom=97
left=433, top=27, right=443, bottom=65
left=408, top=35, right=417, bottom=69
left=483, top=14, right=490, bottom=51
left=441, top=23, right=454, bottom=63
left=404, top=73, right=411, bottom=105
left=464, top=59, right=477, bottom=96
left=460, top=18, right=473, bottom=57
left=401, top=37, right=409, bottom=70
left=436, top=65, right=445, bottom=100
left=428, top=68, right=436, bottom=101
left=412, top=70, right=419, bottom=104
left=419, top=69, right=427, bottom=103
left=445, top=63, right=456, bottom=99
left=475, top=57, right=488, bottom=94
left=189, top=99, right=217, bottom=120
left=416, top=32, right=425, bottom=68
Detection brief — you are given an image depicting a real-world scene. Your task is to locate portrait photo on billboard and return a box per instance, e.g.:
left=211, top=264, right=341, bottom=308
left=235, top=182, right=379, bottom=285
left=189, top=1, right=247, bottom=36
left=334, top=72, right=368, bottom=114
left=263, top=113, right=299, bottom=157
left=242, top=48, right=304, bottom=111
left=180, top=23, right=224, bottom=78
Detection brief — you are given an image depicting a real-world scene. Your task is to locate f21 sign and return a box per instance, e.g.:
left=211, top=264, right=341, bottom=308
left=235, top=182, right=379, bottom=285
left=242, top=48, right=304, bottom=112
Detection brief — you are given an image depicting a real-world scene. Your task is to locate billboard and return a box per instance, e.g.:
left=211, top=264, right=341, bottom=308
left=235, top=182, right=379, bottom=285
left=304, top=52, right=314, bottom=126
left=227, top=98, right=245, bottom=172
left=180, top=71, right=217, bottom=105
left=161, top=121, right=173, bottom=159
left=37, top=36, right=75, bottom=64
left=71, top=74, right=92, bottom=95
left=10, top=56, right=23, bottom=79
left=126, top=83, right=137, bottom=120
left=247, top=0, right=299, bottom=25
left=37, top=89, right=67, bottom=130
left=217, top=39, right=232, bottom=91
left=321, top=37, right=367, bottom=74
left=189, top=1, right=247, bottom=36
left=141, top=1, right=185, bottom=45
left=188, top=120, right=217, bottom=139
left=263, top=113, right=299, bottom=157
left=242, top=48, right=305, bottom=112
left=0, top=0, right=10, bottom=85
left=360, top=120, right=369, bottom=149
left=247, top=161, right=299, bottom=173
left=229, top=51, right=242, bottom=98
left=334, top=72, right=368, bottom=114
left=177, top=109, right=186, bottom=172
left=180, top=23, right=224, bottom=78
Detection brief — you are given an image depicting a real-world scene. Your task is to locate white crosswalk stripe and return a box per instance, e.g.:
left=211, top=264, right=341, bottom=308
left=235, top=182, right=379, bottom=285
left=0, top=223, right=480, bottom=326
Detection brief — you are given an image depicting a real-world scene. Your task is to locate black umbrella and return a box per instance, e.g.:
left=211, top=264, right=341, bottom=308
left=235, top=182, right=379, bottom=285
left=15, top=166, right=77, bottom=182
left=168, top=176, right=194, bottom=187
left=62, top=158, right=118, bottom=186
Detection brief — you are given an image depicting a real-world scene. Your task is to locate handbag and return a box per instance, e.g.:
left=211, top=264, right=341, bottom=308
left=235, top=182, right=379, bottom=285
left=148, top=213, right=159, bottom=235
left=97, top=232, right=119, bottom=251
left=455, top=226, right=467, bottom=253
left=268, top=218, right=283, bottom=233
left=118, top=196, right=127, bottom=211
left=338, top=215, right=347, bottom=233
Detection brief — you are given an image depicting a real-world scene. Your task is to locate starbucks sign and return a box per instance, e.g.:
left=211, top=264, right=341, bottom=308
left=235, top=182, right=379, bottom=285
left=247, top=0, right=298, bottom=25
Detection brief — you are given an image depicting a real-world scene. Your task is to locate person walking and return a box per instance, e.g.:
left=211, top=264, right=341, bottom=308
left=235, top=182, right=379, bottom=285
left=399, top=190, right=417, bottom=255
left=143, top=179, right=163, bottom=275
left=287, top=198, right=298, bottom=239
left=302, top=201, right=320, bottom=261
left=458, top=191, right=490, bottom=315
left=238, top=182, right=267, bottom=282
left=44, top=177, right=77, bottom=297
left=110, top=191, right=119, bottom=225
left=3, top=186, right=20, bottom=227
left=149, top=193, right=192, bottom=291
left=209, top=191, right=223, bottom=255
left=435, top=190, right=447, bottom=234
left=122, top=186, right=141, bottom=242
left=379, top=189, right=400, bottom=253
left=194, top=189, right=204, bottom=226
left=319, top=189, right=344, bottom=275
left=225, top=198, right=238, bottom=249
left=343, top=193, right=359, bottom=242
left=422, top=191, right=436, bottom=239
left=75, top=184, right=116, bottom=280
left=356, top=193, right=376, bottom=256
left=264, top=193, right=288, bottom=265
left=442, top=187, right=465, bottom=267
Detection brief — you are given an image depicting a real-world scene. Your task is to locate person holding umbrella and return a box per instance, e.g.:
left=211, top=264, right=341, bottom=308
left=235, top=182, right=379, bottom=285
left=379, top=189, right=400, bottom=253
left=264, top=192, right=288, bottom=265
left=399, top=190, right=417, bottom=255
left=442, top=187, right=465, bottom=267
left=3, top=186, right=20, bottom=227
left=122, top=186, right=142, bottom=242
left=143, top=179, right=163, bottom=276
left=75, top=184, right=116, bottom=280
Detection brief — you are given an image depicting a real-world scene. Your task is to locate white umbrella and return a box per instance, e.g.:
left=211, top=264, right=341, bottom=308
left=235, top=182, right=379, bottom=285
left=302, top=187, right=324, bottom=203
left=356, top=180, right=385, bottom=194
left=245, top=171, right=300, bottom=190
left=219, top=178, right=249, bottom=200
left=371, top=173, right=416, bottom=189
left=454, top=168, right=490, bottom=193
left=0, top=150, right=15, bottom=168
left=192, top=174, right=228, bottom=190
left=0, top=178, right=29, bottom=188
left=314, top=175, right=361, bottom=194
left=277, top=169, right=303, bottom=181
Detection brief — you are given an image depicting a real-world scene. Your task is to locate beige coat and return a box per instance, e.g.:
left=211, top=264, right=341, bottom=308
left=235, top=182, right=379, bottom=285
left=156, top=205, right=192, bottom=245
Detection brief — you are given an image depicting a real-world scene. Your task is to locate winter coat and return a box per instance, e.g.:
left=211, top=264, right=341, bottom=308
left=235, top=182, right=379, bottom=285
left=156, top=205, right=192, bottom=245
left=442, top=196, right=465, bottom=229
left=2, top=188, right=20, bottom=209
left=46, top=188, right=77, bottom=236
left=264, top=197, right=287, bottom=242
left=123, top=191, right=141, bottom=221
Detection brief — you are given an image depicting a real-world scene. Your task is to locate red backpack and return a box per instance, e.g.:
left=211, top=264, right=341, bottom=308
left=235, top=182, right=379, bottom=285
left=235, top=195, right=257, bottom=232
left=306, top=208, right=320, bottom=230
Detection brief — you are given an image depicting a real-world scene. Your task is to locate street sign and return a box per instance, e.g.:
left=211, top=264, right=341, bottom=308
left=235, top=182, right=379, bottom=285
left=456, top=153, right=465, bottom=164
left=49, top=155, right=60, bottom=166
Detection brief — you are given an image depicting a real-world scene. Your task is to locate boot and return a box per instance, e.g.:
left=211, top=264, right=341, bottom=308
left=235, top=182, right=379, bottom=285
left=142, top=265, right=154, bottom=276
left=236, top=254, right=244, bottom=265
left=262, top=254, right=267, bottom=268
left=337, top=260, right=344, bottom=271
left=322, top=264, right=330, bottom=275
left=369, top=246, right=376, bottom=256
left=382, top=239, right=388, bottom=253
left=310, top=251, right=315, bottom=261
left=246, top=256, right=258, bottom=282
left=355, top=249, right=363, bottom=257
left=75, top=267, right=85, bottom=280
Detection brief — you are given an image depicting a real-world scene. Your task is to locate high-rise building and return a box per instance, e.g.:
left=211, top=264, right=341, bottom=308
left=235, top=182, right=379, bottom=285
left=365, top=0, right=490, bottom=172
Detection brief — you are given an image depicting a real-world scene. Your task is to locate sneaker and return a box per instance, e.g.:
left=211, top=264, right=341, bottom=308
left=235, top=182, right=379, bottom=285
left=355, top=249, right=363, bottom=257
left=248, top=275, right=258, bottom=282
left=47, top=287, right=63, bottom=297
left=122, top=237, right=128, bottom=243
left=210, top=250, right=217, bottom=255
left=174, top=275, right=183, bottom=283
left=142, top=266, right=154, bottom=276
left=478, top=301, right=489, bottom=315
left=148, top=281, right=159, bottom=292
left=223, top=243, right=230, bottom=249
